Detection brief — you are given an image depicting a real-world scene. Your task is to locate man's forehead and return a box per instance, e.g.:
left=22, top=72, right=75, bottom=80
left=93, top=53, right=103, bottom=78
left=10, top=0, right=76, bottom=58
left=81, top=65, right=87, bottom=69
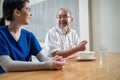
left=58, top=10, right=70, bottom=16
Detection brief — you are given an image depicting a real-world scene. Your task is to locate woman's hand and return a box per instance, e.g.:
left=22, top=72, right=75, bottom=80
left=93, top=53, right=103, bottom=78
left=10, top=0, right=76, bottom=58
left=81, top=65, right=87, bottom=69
left=52, top=55, right=66, bottom=70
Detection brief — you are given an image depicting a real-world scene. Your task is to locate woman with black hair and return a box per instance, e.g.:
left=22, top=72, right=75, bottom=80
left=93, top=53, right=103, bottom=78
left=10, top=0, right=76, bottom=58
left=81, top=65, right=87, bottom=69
left=0, top=0, right=65, bottom=74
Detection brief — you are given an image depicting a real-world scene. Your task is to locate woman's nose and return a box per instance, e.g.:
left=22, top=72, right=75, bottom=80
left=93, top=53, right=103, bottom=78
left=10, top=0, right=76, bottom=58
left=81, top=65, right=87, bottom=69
left=29, top=11, right=32, bottom=17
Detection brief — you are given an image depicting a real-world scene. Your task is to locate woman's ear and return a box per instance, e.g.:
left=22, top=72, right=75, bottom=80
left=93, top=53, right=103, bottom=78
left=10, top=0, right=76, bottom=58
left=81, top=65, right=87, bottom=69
left=13, top=9, right=20, bottom=17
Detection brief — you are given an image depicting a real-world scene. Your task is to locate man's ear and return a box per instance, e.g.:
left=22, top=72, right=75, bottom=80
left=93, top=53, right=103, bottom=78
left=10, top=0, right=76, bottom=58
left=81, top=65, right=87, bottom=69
left=70, top=17, right=73, bottom=23
left=13, top=9, right=20, bottom=17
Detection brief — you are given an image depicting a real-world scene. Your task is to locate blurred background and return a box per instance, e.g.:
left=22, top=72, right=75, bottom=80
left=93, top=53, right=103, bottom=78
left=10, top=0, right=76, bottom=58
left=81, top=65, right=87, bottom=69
left=0, top=0, right=120, bottom=53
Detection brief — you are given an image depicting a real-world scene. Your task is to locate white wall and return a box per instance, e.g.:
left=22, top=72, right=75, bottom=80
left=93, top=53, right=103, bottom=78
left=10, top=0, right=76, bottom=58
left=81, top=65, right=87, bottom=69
left=79, top=0, right=90, bottom=51
left=91, top=0, right=120, bottom=53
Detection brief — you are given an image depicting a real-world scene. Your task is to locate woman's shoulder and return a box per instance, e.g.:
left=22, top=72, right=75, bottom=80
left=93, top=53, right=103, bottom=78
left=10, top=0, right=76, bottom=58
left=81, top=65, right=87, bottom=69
left=21, top=29, right=34, bottom=36
left=22, top=29, right=32, bottom=34
left=0, top=26, right=8, bottom=32
left=0, top=26, right=7, bottom=29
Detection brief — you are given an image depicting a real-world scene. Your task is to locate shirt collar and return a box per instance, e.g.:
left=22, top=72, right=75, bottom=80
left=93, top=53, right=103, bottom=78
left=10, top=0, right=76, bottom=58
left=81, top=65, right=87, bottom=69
left=55, top=26, right=70, bottom=35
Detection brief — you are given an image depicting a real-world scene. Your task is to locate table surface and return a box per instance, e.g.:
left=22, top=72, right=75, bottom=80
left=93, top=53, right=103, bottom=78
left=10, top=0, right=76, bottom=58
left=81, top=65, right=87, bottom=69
left=0, top=53, right=120, bottom=80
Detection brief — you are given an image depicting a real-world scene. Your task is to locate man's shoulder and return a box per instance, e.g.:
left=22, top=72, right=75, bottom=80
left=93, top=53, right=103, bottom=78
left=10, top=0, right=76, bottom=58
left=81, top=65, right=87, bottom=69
left=70, top=28, right=77, bottom=33
left=47, top=26, right=56, bottom=33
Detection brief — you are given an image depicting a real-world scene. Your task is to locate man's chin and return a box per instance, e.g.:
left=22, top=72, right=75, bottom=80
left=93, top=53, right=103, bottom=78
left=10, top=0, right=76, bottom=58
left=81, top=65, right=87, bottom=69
left=60, top=25, right=67, bottom=28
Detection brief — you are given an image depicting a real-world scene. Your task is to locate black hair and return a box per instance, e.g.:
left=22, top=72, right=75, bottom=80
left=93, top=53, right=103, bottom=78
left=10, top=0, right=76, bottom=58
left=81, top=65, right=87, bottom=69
left=0, top=0, right=29, bottom=26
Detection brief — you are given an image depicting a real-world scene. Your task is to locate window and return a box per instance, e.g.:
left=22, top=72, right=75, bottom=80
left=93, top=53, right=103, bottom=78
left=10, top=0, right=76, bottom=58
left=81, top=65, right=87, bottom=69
left=25, top=0, right=79, bottom=42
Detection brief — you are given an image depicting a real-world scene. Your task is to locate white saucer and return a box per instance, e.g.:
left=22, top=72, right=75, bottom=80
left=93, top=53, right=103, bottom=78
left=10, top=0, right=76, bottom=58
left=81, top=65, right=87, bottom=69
left=76, top=57, right=96, bottom=61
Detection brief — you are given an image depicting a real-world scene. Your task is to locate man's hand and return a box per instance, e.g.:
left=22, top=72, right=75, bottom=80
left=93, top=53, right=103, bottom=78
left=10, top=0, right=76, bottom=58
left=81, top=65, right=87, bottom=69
left=76, top=40, right=87, bottom=51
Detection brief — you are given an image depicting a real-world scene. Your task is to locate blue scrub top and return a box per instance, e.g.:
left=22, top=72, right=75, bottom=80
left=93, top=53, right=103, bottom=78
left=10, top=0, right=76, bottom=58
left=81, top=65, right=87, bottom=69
left=0, top=26, right=42, bottom=73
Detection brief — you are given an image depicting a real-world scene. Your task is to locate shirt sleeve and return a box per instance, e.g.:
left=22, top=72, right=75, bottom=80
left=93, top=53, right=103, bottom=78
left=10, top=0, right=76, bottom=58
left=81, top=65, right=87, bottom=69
left=45, top=31, right=60, bottom=57
left=74, top=31, right=80, bottom=45
left=0, top=35, right=10, bottom=55
left=30, top=33, right=42, bottom=56
left=0, top=55, right=53, bottom=72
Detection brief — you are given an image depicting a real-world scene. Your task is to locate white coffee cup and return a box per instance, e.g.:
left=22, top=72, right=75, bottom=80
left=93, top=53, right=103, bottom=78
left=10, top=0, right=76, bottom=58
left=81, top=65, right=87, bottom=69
left=77, top=51, right=95, bottom=59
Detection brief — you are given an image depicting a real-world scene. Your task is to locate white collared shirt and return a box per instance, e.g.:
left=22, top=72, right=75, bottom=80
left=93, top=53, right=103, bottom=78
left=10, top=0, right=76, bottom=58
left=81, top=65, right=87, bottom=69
left=45, top=26, right=80, bottom=57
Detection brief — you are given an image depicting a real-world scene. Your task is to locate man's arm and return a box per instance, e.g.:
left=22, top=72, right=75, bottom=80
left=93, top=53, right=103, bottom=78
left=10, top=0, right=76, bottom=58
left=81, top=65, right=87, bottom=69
left=52, top=40, right=87, bottom=58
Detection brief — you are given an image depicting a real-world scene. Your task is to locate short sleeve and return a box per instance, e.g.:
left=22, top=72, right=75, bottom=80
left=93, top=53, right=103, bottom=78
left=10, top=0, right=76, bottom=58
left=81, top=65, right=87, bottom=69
left=45, top=31, right=60, bottom=56
left=0, top=35, right=10, bottom=55
left=73, top=31, right=80, bottom=45
left=29, top=33, right=42, bottom=56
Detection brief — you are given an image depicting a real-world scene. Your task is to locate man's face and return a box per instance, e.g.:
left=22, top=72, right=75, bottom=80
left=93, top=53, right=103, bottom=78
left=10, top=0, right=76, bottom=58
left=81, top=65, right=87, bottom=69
left=56, top=10, right=72, bottom=28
